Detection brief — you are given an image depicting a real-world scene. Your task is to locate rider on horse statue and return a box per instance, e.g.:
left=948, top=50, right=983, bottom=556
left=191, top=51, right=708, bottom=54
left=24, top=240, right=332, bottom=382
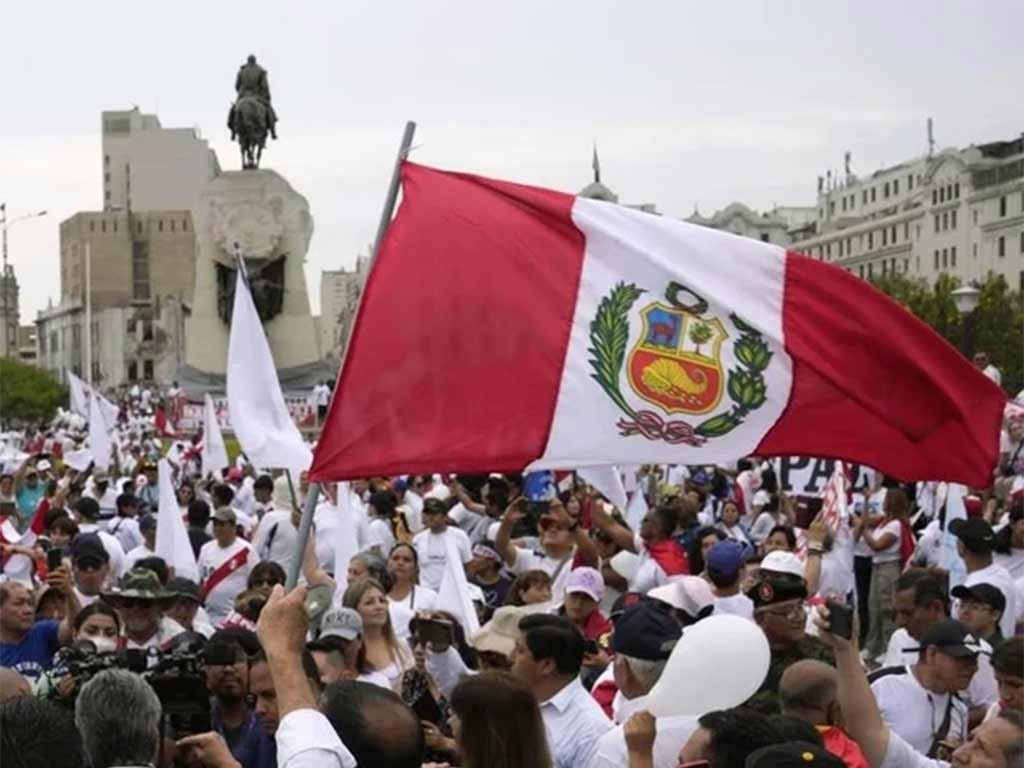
left=228, top=55, right=278, bottom=141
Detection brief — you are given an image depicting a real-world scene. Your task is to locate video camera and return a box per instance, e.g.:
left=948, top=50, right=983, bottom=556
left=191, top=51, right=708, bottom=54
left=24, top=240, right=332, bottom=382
left=48, top=638, right=238, bottom=738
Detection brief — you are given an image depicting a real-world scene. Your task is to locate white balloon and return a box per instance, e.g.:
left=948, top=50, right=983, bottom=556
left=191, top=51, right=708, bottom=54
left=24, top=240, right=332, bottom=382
left=645, top=614, right=770, bottom=717
left=609, top=550, right=641, bottom=582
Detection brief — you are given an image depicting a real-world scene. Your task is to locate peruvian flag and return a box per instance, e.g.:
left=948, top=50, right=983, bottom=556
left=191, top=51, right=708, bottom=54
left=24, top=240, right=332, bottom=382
left=310, top=163, right=1006, bottom=486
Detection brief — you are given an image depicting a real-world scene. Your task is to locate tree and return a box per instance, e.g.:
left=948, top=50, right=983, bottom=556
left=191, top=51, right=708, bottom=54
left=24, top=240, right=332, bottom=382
left=689, top=321, right=714, bottom=356
left=871, top=271, right=1023, bottom=395
left=0, top=359, right=67, bottom=427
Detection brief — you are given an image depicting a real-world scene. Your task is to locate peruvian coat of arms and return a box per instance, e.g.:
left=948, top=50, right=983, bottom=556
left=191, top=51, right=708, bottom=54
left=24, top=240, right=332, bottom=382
left=589, top=281, right=773, bottom=446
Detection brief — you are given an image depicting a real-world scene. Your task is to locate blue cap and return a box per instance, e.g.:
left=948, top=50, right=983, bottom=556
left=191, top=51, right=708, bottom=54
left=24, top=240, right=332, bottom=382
left=707, top=539, right=746, bottom=576
left=611, top=601, right=681, bottom=661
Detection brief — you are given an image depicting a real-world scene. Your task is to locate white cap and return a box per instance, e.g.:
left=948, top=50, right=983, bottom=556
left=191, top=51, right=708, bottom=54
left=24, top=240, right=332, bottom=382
left=609, top=551, right=641, bottom=582
left=759, top=550, right=805, bottom=579
left=647, top=576, right=715, bottom=618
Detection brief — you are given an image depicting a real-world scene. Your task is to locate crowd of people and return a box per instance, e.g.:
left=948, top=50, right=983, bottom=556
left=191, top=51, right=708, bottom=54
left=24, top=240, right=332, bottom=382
left=0, top=374, right=1022, bottom=768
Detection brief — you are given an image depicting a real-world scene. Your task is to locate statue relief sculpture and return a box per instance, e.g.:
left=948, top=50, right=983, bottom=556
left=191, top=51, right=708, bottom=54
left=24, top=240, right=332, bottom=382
left=227, top=54, right=278, bottom=169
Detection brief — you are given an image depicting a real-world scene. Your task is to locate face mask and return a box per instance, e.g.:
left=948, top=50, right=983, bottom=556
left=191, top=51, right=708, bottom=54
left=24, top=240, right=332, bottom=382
left=83, top=635, right=118, bottom=654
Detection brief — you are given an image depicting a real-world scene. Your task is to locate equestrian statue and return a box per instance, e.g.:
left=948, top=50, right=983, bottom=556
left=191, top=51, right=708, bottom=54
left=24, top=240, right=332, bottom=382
left=228, top=55, right=278, bottom=169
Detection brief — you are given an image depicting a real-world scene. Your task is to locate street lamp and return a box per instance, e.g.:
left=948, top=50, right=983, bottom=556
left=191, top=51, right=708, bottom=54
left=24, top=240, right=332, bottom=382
left=1, top=205, right=49, bottom=358
left=951, top=284, right=981, bottom=357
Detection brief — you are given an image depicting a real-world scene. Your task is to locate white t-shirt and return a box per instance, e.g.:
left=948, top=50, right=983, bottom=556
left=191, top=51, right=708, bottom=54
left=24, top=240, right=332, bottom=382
left=911, top=520, right=945, bottom=568
left=869, top=665, right=967, bottom=755
left=124, top=543, right=157, bottom=571
left=880, top=730, right=946, bottom=768
left=107, top=516, right=143, bottom=554
left=197, top=538, right=255, bottom=624
left=959, top=563, right=1017, bottom=639
left=251, top=510, right=298, bottom=575
left=872, top=519, right=903, bottom=564
left=77, top=523, right=128, bottom=579
left=590, top=707, right=698, bottom=768
left=413, top=527, right=472, bottom=591
left=713, top=592, right=754, bottom=619
left=124, top=616, right=185, bottom=651
left=995, top=547, right=1024, bottom=580
left=367, top=518, right=396, bottom=555
left=86, top=486, right=120, bottom=518
left=882, top=628, right=998, bottom=710
left=356, top=670, right=391, bottom=689
left=313, top=502, right=340, bottom=571
left=388, top=586, right=439, bottom=641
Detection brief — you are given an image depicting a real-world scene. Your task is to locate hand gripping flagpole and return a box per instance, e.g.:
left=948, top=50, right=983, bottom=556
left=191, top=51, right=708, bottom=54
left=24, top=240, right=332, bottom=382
left=286, top=120, right=418, bottom=589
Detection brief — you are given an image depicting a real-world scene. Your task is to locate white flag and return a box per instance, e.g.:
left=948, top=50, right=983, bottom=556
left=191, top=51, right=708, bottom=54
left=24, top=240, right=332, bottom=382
left=940, top=483, right=967, bottom=589
left=88, top=390, right=112, bottom=471
left=331, top=482, right=360, bottom=603
left=155, top=459, right=199, bottom=582
left=202, top=394, right=229, bottom=477
left=577, top=465, right=627, bottom=512
left=625, top=487, right=649, bottom=532
left=67, top=370, right=89, bottom=416
left=226, top=271, right=312, bottom=471
left=435, top=533, right=481, bottom=636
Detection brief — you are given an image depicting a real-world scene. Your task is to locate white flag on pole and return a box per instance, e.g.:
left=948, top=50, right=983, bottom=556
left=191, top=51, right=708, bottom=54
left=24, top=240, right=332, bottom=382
left=332, top=482, right=361, bottom=603
left=940, top=483, right=968, bottom=589
left=625, top=487, right=649, bottom=532
left=226, top=270, right=312, bottom=472
left=88, top=389, right=112, bottom=471
left=202, top=394, right=229, bottom=477
left=69, top=370, right=120, bottom=425
left=435, top=534, right=481, bottom=636
left=155, top=459, right=199, bottom=582
left=577, top=466, right=628, bottom=512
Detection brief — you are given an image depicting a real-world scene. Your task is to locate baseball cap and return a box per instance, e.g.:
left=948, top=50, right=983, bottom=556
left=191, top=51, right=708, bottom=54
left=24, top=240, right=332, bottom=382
left=565, top=567, right=604, bottom=603
left=70, top=533, right=110, bottom=566
left=759, top=550, right=805, bottom=579
left=93, top=470, right=110, bottom=484
left=212, top=506, right=237, bottom=524
left=747, top=572, right=808, bottom=609
left=167, top=577, right=203, bottom=604
left=949, top=518, right=995, bottom=554
left=707, top=540, right=746, bottom=577
left=647, top=575, right=715, bottom=620
left=912, top=619, right=985, bottom=658
left=611, top=601, right=681, bottom=660
left=951, top=583, right=1006, bottom=615
left=36, top=459, right=52, bottom=473
left=745, top=742, right=845, bottom=768
left=312, top=607, right=363, bottom=644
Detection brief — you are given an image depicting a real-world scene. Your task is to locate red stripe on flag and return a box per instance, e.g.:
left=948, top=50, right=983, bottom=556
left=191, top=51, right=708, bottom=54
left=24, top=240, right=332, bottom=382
left=310, top=162, right=585, bottom=480
left=757, top=253, right=1005, bottom=486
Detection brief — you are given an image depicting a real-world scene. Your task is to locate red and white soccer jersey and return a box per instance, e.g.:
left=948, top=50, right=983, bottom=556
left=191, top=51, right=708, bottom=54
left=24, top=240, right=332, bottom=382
left=197, top=538, right=255, bottom=625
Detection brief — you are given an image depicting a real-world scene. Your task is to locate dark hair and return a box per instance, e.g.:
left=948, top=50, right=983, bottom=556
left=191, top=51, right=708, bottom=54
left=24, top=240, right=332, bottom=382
left=249, top=647, right=321, bottom=693
left=48, top=516, right=79, bottom=538
left=208, top=627, right=261, bottom=658
left=487, top=478, right=511, bottom=511
left=369, top=490, right=398, bottom=519
left=450, top=671, right=552, bottom=768
left=995, top=709, right=1024, bottom=764
left=0, top=697, right=86, bottom=768
left=211, top=484, right=234, bottom=507
left=248, top=561, right=286, bottom=590
left=707, top=563, right=740, bottom=590
left=253, top=475, right=274, bottom=492
left=387, top=543, right=420, bottom=584
left=321, top=681, right=423, bottom=768
left=505, top=570, right=552, bottom=607
left=518, top=614, right=583, bottom=677
left=73, top=602, right=122, bottom=635
left=76, top=497, right=100, bottom=521
left=766, top=714, right=824, bottom=746
left=884, top=487, right=910, bottom=519
left=688, top=526, right=724, bottom=574
left=421, top=498, right=447, bottom=518
left=115, top=493, right=137, bottom=514
left=187, top=499, right=211, bottom=528
left=697, top=707, right=781, bottom=768
left=133, top=557, right=169, bottom=585
left=767, top=525, right=797, bottom=551
left=649, top=504, right=677, bottom=539
left=896, top=569, right=949, bottom=612
left=993, top=636, right=1024, bottom=677
left=431, top=610, right=479, bottom=671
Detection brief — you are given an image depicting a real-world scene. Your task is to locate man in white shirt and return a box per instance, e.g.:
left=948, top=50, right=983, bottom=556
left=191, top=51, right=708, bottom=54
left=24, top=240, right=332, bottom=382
left=512, top=613, right=612, bottom=768
left=197, top=507, right=256, bottom=625
left=102, top=568, right=185, bottom=650
left=84, top=470, right=119, bottom=519
left=706, top=539, right=754, bottom=618
left=251, top=485, right=298, bottom=577
left=817, top=605, right=1023, bottom=768
left=74, top=497, right=127, bottom=579
left=413, top=498, right=472, bottom=591
left=589, top=602, right=695, bottom=768
left=124, top=514, right=158, bottom=570
left=951, top=518, right=1017, bottom=639
left=70, top=533, right=110, bottom=608
left=107, top=492, right=143, bottom=554
left=869, top=620, right=978, bottom=756
left=973, top=351, right=1002, bottom=387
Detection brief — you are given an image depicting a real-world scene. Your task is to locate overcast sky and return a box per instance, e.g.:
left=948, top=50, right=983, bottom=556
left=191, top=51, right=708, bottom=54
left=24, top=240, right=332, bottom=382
left=3, top=0, right=1022, bottom=319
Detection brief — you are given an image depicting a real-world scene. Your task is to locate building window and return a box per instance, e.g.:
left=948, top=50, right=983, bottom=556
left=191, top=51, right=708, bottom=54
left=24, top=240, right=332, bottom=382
left=1000, top=196, right=1007, bottom=217
left=934, top=250, right=939, bottom=269
left=158, top=220, right=164, bottom=232
left=903, top=223, right=909, bottom=240
left=142, top=320, right=154, bottom=342
left=942, top=248, right=947, bottom=268
left=868, top=262, right=874, bottom=278
left=882, top=260, right=887, bottom=276
left=891, top=226, right=897, bottom=242
left=858, top=265, right=864, bottom=278
left=132, top=241, right=151, bottom=301
left=128, top=360, right=138, bottom=381
left=841, top=198, right=846, bottom=212
left=127, top=318, right=136, bottom=336
left=908, top=175, right=914, bottom=190
left=893, top=179, right=899, bottom=195
left=884, top=182, right=890, bottom=198
left=862, top=190, right=868, bottom=205
left=101, top=220, right=106, bottom=233
left=826, top=243, right=832, bottom=257
left=829, top=201, right=835, bottom=216
left=182, top=218, right=188, bottom=231
left=890, top=257, right=896, bottom=273
left=973, top=209, right=979, bottom=225
left=939, top=187, right=945, bottom=203
left=137, top=220, right=143, bottom=234
left=868, top=232, right=874, bottom=249
left=838, top=241, right=843, bottom=257
left=973, top=244, right=978, bottom=258
left=903, top=258, right=909, bottom=273
left=947, top=184, right=953, bottom=200
left=950, top=210, right=956, bottom=229
left=934, top=215, right=940, bottom=233
left=105, top=190, right=110, bottom=201
left=113, top=220, right=118, bottom=233
left=998, top=236, right=1006, bottom=257
left=942, top=212, right=948, bottom=230
left=104, top=172, right=110, bottom=183
left=104, top=154, right=110, bottom=166
left=932, top=189, right=938, bottom=205
left=143, top=359, right=154, bottom=380
left=871, top=188, right=876, bottom=202
left=882, top=229, right=888, bottom=246
left=760, top=233, right=769, bottom=242
left=1021, top=232, right=1024, bottom=254
left=951, top=247, right=956, bottom=267
left=90, top=220, right=95, bottom=232
left=846, top=238, right=852, bottom=254
left=954, top=182, right=959, bottom=198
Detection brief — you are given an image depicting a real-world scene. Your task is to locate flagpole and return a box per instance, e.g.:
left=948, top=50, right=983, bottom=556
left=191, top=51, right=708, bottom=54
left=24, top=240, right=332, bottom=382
left=286, top=120, right=418, bottom=589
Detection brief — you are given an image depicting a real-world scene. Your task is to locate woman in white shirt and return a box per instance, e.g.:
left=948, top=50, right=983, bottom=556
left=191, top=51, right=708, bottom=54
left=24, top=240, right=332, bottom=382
left=343, top=577, right=414, bottom=689
left=716, top=500, right=752, bottom=548
left=859, top=487, right=910, bottom=660
left=386, top=543, right=438, bottom=640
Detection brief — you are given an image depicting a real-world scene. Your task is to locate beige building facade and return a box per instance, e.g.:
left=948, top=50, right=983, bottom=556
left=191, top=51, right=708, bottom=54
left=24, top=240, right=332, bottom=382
left=686, top=203, right=816, bottom=247
left=319, top=255, right=369, bottom=358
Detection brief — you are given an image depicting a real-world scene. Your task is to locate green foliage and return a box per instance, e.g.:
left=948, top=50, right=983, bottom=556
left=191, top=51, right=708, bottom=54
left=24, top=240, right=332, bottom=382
left=589, top=282, right=645, bottom=417
left=871, top=271, right=1023, bottom=394
left=0, top=359, right=67, bottom=426
left=688, top=321, right=714, bottom=354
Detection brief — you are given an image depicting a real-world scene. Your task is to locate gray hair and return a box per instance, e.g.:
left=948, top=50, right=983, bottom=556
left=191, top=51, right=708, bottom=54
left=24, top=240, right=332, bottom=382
left=620, top=654, right=668, bottom=692
left=74, top=669, right=161, bottom=768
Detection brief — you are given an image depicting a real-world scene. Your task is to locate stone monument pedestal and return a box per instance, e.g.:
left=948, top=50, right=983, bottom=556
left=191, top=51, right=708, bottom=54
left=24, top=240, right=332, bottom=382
left=181, top=169, right=335, bottom=393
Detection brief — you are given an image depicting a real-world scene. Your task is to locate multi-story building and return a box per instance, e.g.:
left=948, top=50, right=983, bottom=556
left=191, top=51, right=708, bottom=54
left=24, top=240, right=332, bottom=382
left=686, top=203, right=816, bottom=247
left=790, top=135, right=1023, bottom=287
left=37, top=209, right=196, bottom=387
left=319, top=255, right=370, bottom=358
left=102, top=108, right=220, bottom=212
left=16, top=326, right=37, bottom=365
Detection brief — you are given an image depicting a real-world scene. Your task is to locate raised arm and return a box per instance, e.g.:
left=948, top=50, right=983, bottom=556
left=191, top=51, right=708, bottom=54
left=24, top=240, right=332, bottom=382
left=494, top=499, right=524, bottom=568
left=589, top=502, right=639, bottom=553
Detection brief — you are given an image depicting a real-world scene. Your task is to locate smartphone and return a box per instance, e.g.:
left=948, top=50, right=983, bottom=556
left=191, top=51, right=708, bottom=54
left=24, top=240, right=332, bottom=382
left=793, top=496, right=823, bottom=529
left=47, top=547, right=65, bottom=572
left=826, top=599, right=854, bottom=640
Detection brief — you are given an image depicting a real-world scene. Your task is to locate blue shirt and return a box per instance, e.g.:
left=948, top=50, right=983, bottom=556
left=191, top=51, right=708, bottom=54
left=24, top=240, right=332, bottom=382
left=0, top=620, right=60, bottom=680
left=213, top=705, right=277, bottom=768
left=15, top=484, right=45, bottom=521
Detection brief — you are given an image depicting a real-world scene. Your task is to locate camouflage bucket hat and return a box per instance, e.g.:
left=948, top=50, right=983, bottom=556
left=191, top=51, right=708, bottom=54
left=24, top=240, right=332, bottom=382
left=102, top=568, right=173, bottom=605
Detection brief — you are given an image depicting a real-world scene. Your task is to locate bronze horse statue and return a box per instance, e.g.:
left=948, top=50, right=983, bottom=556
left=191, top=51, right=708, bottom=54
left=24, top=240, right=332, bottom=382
left=229, top=95, right=269, bottom=170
